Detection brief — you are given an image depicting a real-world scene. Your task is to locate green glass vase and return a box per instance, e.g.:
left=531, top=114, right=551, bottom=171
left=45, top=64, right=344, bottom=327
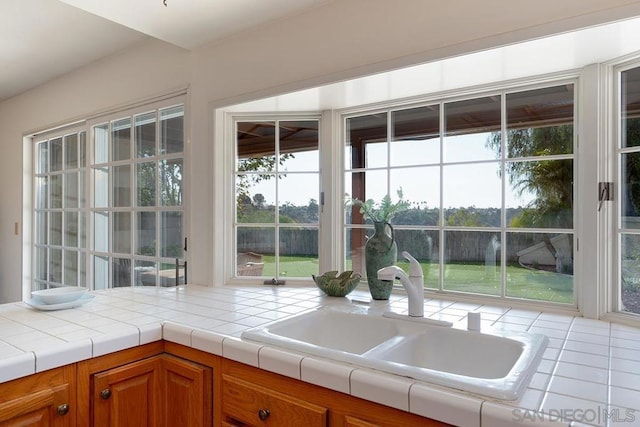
left=365, top=221, right=397, bottom=300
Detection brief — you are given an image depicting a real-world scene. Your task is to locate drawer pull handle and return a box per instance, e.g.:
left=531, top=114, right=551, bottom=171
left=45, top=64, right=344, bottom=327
left=56, top=403, right=70, bottom=416
left=258, top=408, right=270, bottom=421
left=100, top=388, right=112, bottom=400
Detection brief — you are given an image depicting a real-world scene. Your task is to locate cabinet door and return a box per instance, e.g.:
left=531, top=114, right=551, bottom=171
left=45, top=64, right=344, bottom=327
left=93, top=357, right=161, bottom=427
left=0, top=367, right=74, bottom=427
left=222, top=374, right=327, bottom=426
left=160, top=355, right=212, bottom=427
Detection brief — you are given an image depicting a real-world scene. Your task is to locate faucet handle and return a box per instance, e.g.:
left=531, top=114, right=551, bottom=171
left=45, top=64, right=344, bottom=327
left=401, top=251, right=423, bottom=277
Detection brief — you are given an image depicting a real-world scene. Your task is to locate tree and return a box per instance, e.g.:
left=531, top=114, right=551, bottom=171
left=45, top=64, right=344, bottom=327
left=236, top=154, right=293, bottom=220
left=487, top=126, right=574, bottom=273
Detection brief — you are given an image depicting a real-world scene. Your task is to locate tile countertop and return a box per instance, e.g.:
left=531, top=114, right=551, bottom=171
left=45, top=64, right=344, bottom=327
left=1, top=285, right=639, bottom=427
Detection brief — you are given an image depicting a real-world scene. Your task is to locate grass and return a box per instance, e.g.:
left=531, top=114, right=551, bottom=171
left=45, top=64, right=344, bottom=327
left=258, top=255, right=573, bottom=304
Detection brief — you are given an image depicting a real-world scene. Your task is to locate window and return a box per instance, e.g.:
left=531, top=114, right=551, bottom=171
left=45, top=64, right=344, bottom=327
left=618, top=65, right=640, bottom=315
left=32, top=101, right=185, bottom=290
left=234, top=118, right=320, bottom=280
left=34, top=130, right=88, bottom=290
left=345, top=84, right=575, bottom=304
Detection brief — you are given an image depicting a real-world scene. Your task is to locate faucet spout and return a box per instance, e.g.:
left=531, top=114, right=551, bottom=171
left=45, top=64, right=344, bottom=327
left=377, top=251, right=424, bottom=317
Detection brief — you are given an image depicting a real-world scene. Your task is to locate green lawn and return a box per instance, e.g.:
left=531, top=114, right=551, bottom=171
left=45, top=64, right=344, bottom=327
left=259, top=256, right=573, bottom=304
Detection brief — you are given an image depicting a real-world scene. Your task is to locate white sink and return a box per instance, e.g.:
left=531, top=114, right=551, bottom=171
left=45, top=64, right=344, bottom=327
left=242, top=308, right=548, bottom=400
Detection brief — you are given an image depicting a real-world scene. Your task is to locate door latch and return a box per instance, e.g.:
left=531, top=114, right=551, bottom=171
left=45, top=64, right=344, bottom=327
left=598, top=182, right=613, bottom=211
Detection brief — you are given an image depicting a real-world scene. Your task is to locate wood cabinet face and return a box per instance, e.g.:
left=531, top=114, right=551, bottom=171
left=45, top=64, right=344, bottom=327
left=0, top=367, right=75, bottom=427
left=222, top=374, right=327, bottom=427
left=90, top=353, right=212, bottom=427
left=161, top=354, right=212, bottom=427
left=93, top=357, right=161, bottom=427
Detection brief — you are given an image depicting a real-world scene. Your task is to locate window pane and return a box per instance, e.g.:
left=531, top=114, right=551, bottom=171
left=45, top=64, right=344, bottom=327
left=506, top=85, right=574, bottom=157
left=160, top=212, right=183, bottom=258
left=443, top=231, right=501, bottom=295
left=79, top=212, right=87, bottom=249
left=135, top=260, right=157, bottom=286
left=36, top=141, right=48, bottom=173
left=64, top=212, right=78, bottom=247
left=112, top=118, right=131, bottom=161
left=394, top=229, right=439, bottom=288
left=113, top=212, right=131, bottom=254
left=94, top=124, right=109, bottom=164
left=112, top=257, right=131, bottom=287
left=80, top=252, right=87, bottom=286
left=506, top=159, right=573, bottom=228
left=35, top=247, right=47, bottom=281
left=79, top=131, right=86, bottom=168
left=50, top=248, right=62, bottom=284
left=64, top=250, right=78, bottom=286
left=135, top=112, right=156, bottom=157
left=113, top=165, right=131, bottom=207
left=621, top=233, right=640, bottom=314
left=622, top=67, right=640, bottom=148
left=64, top=133, right=78, bottom=169
left=506, top=232, right=573, bottom=302
left=279, top=174, right=319, bottom=225
left=346, top=113, right=388, bottom=169
left=94, top=167, right=109, bottom=208
left=389, top=167, right=439, bottom=226
left=621, top=152, right=640, bottom=229
left=236, top=121, right=276, bottom=171
left=236, top=174, right=276, bottom=223
left=137, top=211, right=156, bottom=256
left=51, top=212, right=62, bottom=246
left=279, top=120, right=318, bottom=172
left=345, top=170, right=388, bottom=225
left=160, top=106, right=184, bottom=154
left=50, top=174, right=62, bottom=209
left=35, top=212, right=47, bottom=244
left=136, top=162, right=156, bottom=207
left=35, top=176, right=47, bottom=209
left=279, top=227, right=318, bottom=277
left=237, top=227, right=274, bottom=276
left=50, top=137, right=63, bottom=172
left=444, top=96, right=501, bottom=162
left=443, top=163, right=501, bottom=227
left=391, top=105, right=440, bottom=167
left=94, top=255, right=109, bottom=290
left=94, top=211, right=109, bottom=253
left=161, top=159, right=183, bottom=206
left=64, top=171, right=78, bottom=208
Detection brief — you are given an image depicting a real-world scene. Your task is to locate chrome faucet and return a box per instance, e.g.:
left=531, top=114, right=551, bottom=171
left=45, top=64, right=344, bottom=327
left=377, top=251, right=424, bottom=317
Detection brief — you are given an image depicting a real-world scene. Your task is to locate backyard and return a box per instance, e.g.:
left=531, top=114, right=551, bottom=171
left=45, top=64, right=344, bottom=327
left=258, top=255, right=573, bottom=304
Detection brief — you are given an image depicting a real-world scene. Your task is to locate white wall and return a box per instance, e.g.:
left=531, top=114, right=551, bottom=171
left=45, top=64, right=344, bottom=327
left=3, top=0, right=640, bottom=302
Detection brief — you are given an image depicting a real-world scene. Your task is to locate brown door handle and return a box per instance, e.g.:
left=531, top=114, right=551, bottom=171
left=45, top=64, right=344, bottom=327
left=257, top=408, right=270, bottom=421
left=57, top=403, right=70, bottom=416
left=100, top=388, right=112, bottom=400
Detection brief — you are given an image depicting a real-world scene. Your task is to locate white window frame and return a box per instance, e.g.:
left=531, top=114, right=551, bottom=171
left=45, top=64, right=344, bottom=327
left=337, top=77, right=580, bottom=309
left=602, top=54, right=640, bottom=325
left=27, top=93, right=188, bottom=292
left=222, top=112, right=325, bottom=285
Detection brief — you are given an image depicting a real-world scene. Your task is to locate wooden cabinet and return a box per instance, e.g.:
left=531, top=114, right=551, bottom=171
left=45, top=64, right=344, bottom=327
left=78, top=342, right=212, bottom=427
left=93, top=356, right=161, bottom=427
left=161, top=354, right=212, bottom=427
left=222, top=374, right=327, bottom=426
left=0, top=365, right=75, bottom=427
left=0, top=341, right=448, bottom=427
left=221, top=358, right=449, bottom=427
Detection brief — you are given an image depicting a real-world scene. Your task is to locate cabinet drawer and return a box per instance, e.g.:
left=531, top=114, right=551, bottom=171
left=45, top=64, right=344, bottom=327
left=222, top=374, right=327, bottom=426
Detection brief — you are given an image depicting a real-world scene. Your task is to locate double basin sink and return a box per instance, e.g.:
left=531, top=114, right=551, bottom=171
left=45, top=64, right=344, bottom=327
left=242, top=307, right=548, bottom=400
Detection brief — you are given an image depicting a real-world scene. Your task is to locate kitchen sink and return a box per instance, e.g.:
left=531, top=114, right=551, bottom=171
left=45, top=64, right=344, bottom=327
left=242, top=307, right=548, bottom=400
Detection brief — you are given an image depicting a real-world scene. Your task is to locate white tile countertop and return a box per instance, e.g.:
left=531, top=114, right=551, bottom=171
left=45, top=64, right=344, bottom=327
left=1, top=284, right=639, bottom=427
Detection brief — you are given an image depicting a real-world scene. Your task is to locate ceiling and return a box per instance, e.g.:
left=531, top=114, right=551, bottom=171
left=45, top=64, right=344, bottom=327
left=0, top=0, right=333, bottom=102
